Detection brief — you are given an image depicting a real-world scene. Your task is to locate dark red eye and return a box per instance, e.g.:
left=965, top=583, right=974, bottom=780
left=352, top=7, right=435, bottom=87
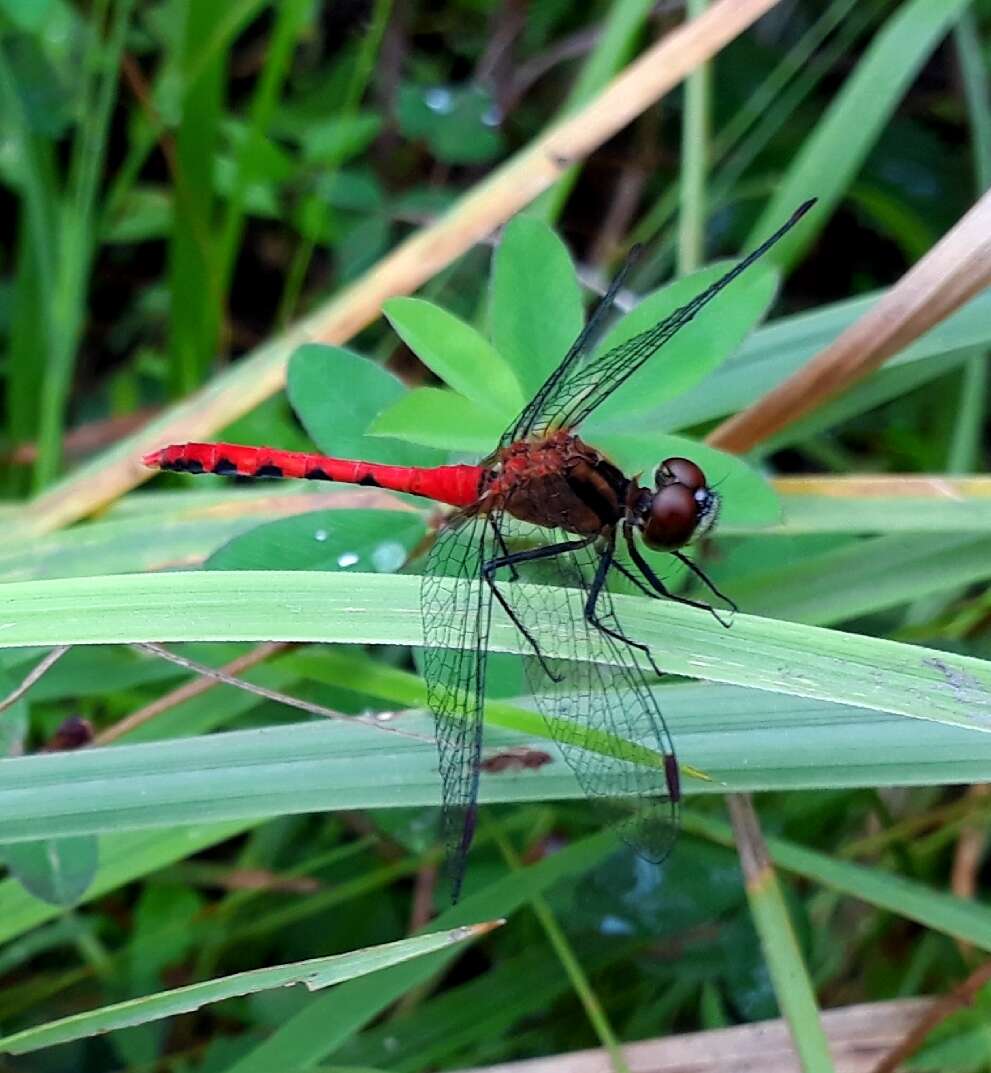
left=656, top=456, right=706, bottom=491
left=643, top=483, right=698, bottom=550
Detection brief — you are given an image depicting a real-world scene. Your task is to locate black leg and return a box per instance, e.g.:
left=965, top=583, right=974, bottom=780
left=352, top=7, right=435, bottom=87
left=671, top=549, right=738, bottom=616
left=623, top=526, right=733, bottom=628
left=482, top=536, right=595, bottom=680
left=611, top=556, right=659, bottom=599
left=584, top=536, right=664, bottom=677
left=488, top=515, right=519, bottom=580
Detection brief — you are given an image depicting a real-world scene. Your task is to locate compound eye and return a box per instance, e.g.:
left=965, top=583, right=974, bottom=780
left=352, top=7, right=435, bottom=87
left=656, top=456, right=706, bottom=491
left=643, top=483, right=698, bottom=550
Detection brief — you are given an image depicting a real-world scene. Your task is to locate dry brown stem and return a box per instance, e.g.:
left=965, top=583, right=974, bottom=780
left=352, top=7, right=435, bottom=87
left=95, top=641, right=289, bottom=744
left=772, top=475, right=991, bottom=499
left=452, top=998, right=931, bottom=1073
left=871, top=960, right=991, bottom=1073
left=709, top=187, right=991, bottom=453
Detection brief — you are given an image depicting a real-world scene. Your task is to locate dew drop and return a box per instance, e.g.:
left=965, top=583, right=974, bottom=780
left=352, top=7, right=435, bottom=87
left=337, top=551, right=360, bottom=568
left=313, top=528, right=328, bottom=542
left=371, top=541, right=406, bottom=573
left=482, top=104, right=502, bottom=127
left=425, top=87, right=453, bottom=114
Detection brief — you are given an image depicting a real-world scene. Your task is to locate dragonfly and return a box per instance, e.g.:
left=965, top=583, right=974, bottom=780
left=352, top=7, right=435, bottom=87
left=145, top=200, right=814, bottom=898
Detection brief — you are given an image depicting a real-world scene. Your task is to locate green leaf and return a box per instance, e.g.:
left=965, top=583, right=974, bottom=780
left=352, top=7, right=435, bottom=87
left=100, top=186, right=173, bottom=244
left=0, top=823, right=254, bottom=947
left=490, top=215, right=584, bottom=397
left=130, top=884, right=203, bottom=986
left=369, top=386, right=505, bottom=453
left=383, top=297, right=524, bottom=416
left=299, top=112, right=382, bottom=165
left=396, top=83, right=504, bottom=165
left=0, top=0, right=56, bottom=32
left=3, top=836, right=99, bottom=906
left=588, top=262, right=779, bottom=432
left=0, top=923, right=496, bottom=1055
left=206, top=510, right=426, bottom=573
left=287, top=344, right=439, bottom=466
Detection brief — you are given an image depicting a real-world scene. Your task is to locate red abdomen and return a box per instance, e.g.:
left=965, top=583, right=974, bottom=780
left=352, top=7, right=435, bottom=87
left=143, top=443, right=484, bottom=509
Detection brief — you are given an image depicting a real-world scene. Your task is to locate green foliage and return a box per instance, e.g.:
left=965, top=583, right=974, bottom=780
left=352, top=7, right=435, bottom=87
left=2, top=836, right=99, bottom=906
left=397, top=82, right=505, bottom=164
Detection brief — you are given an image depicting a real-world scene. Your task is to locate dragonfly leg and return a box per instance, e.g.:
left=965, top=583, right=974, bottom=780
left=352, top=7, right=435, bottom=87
left=584, top=538, right=665, bottom=678
left=623, top=525, right=734, bottom=629
left=670, top=549, right=738, bottom=617
left=488, top=515, right=519, bottom=581
left=611, top=556, right=659, bottom=599
left=481, top=536, right=595, bottom=682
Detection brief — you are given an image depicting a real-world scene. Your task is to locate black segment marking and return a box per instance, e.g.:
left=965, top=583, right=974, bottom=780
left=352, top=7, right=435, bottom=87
left=256, top=464, right=283, bottom=478
left=305, top=467, right=332, bottom=481
left=358, top=474, right=381, bottom=488
left=182, top=459, right=205, bottom=474
left=214, top=458, right=237, bottom=475
left=664, top=753, right=681, bottom=803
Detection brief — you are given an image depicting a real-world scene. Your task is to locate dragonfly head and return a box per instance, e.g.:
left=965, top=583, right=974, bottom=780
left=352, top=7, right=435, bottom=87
left=637, top=457, right=719, bottom=550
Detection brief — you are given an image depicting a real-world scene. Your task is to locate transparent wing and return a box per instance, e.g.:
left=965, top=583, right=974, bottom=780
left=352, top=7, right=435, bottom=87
left=502, top=200, right=815, bottom=443
left=490, top=514, right=680, bottom=861
left=500, top=246, right=640, bottom=448
left=420, top=508, right=497, bottom=900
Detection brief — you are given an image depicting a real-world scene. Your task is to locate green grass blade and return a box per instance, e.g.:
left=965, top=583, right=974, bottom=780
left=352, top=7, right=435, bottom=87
left=733, top=532, right=991, bottom=625
left=769, top=493, right=991, bottom=535
left=223, top=831, right=618, bottom=1073
left=34, top=0, right=136, bottom=489
left=746, top=0, right=974, bottom=268
left=0, top=45, right=58, bottom=484
left=947, top=11, right=991, bottom=476
left=677, top=0, right=709, bottom=275
left=168, top=1, right=226, bottom=393
left=686, top=812, right=991, bottom=952
left=216, top=0, right=310, bottom=297
left=728, top=797, right=834, bottom=1073
left=0, top=923, right=498, bottom=1055
left=490, top=821, right=631, bottom=1073
left=6, top=682, right=991, bottom=843
left=0, top=571, right=986, bottom=731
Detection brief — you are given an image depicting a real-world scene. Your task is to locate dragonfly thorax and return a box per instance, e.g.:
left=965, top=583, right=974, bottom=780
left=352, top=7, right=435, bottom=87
left=630, top=456, right=719, bottom=550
